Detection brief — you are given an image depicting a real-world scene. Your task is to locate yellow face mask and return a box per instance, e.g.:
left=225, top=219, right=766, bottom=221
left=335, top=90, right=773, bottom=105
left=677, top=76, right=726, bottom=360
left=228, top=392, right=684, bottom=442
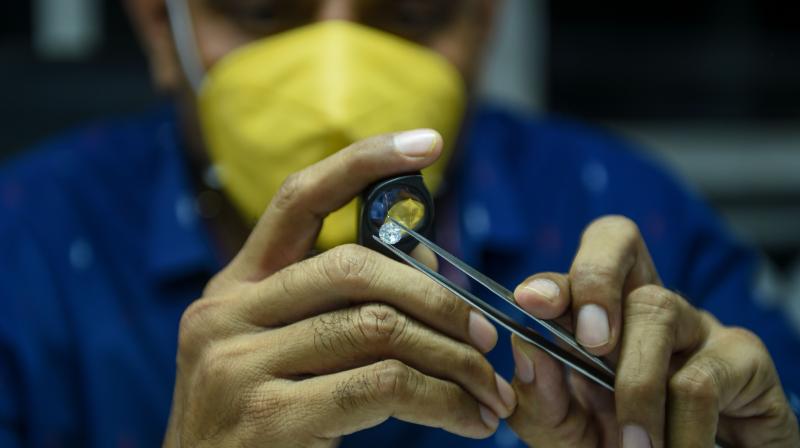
left=167, top=2, right=466, bottom=249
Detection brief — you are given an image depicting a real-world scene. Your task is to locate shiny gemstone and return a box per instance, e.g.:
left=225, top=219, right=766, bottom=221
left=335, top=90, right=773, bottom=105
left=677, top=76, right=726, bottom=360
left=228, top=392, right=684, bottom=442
left=379, top=221, right=404, bottom=245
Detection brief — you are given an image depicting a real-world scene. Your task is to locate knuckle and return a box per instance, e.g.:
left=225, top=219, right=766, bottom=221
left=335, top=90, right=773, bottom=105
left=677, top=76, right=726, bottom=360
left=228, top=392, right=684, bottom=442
left=321, top=244, right=373, bottom=287
left=272, top=172, right=306, bottom=211
left=311, top=310, right=351, bottom=356
left=720, top=327, right=774, bottom=373
left=617, top=375, right=663, bottom=405
left=370, top=359, right=416, bottom=402
left=333, top=361, right=413, bottom=410
left=570, top=262, right=619, bottom=291
left=423, top=281, right=462, bottom=319
left=344, top=137, right=386, bottom=172
left=356, top=304, right=408, bottom=347
left=332, top=370, right=370, bottom=411
left=723, top=327, right=765, bottom=351
left=588, top=215, right=641, bottom=240
left=202, top=272, right=232, bottom=296
left=669, top=363, right=719, bottom=406
left=241, top=385, right=287, bottom=428
left=178, top=298, right=222, bottom=353
left=273, top=262, right=300, bottom=299
left=203, top=344, right=232, bottom=377
left=763, top=394, right=798, bottom=438
left=626, top=285, right=679, bottom=324
left=458, top=346, right=492, bottom=381
left=194, top=342, right=239, bottom=390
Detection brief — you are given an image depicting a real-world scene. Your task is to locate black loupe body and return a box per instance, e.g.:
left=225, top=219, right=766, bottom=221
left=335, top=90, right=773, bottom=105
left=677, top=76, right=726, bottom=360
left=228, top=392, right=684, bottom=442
left=358, top=172, right=434, bottom=258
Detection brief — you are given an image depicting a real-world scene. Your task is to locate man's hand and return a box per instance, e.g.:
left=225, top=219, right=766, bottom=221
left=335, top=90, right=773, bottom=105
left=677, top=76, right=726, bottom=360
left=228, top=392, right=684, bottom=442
left=506, top=216, right=800, bottom=447
left=162, top=130, right=516, bottom=448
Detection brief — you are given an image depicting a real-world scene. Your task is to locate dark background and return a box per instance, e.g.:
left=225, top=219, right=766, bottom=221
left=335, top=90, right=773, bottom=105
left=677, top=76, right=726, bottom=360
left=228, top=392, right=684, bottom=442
left=0, top=1, right=156, bottom=157
left=550, top=1, right=800, bottom=120
left=1, top=1, right=799, bottom=283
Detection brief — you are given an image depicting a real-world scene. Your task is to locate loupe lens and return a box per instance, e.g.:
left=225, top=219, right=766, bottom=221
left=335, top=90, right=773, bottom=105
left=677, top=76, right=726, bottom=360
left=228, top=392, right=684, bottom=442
left=367, top=187, right=426, bottom=230
left=358, top=172, right=434, bottom=257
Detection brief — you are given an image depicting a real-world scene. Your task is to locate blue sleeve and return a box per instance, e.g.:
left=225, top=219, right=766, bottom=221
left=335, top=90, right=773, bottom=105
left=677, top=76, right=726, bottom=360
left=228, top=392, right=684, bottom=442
left=0, top=212, right=81, bottom=446
left=0, top=349, right=22, bottom=447
left=0, top=219, right=30, bottom=447
left=0, top=311, right=22, bottom=447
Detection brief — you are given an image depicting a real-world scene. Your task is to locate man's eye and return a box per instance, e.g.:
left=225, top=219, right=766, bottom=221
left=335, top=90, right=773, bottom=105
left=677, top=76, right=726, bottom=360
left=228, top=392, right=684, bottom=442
left=395, top=4, right=450, bottom=28
left=242, top=5, right=277, bottom=22
left=209, top=0, right=313, bottom=35
left=362, top=0, right=461, bottom=41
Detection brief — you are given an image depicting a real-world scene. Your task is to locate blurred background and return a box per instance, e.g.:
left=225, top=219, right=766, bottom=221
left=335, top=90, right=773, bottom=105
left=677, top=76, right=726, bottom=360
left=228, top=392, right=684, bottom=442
left=1, top=0, right=799, bottom=321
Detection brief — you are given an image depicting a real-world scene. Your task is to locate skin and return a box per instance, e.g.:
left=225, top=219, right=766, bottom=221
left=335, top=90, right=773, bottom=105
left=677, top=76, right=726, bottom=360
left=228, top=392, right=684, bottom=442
left=124, top=0, right=800, bottom=446
left=161, top=132, right=517, bottom=447
left=509, top=216, right=800, bottom=447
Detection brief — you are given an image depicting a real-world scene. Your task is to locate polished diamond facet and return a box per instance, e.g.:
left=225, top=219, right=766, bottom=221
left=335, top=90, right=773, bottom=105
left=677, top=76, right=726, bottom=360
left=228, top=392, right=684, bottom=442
left=379, top=221, right=404, bottom=245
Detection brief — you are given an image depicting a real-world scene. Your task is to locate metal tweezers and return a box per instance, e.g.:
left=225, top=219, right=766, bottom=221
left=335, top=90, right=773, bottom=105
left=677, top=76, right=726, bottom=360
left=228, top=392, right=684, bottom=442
left=374, top=220, right=733, bottom=447
left=373, top=216, right=616, bottom=392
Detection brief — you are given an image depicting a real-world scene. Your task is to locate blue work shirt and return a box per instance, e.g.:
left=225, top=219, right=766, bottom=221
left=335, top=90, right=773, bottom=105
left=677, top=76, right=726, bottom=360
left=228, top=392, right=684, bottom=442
left=1, top=105, right=797, bottom=447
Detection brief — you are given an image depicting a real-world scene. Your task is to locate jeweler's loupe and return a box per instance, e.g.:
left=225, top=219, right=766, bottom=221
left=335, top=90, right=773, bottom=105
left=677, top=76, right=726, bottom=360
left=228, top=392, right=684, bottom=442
left=358, top=172, right=434, bottom=257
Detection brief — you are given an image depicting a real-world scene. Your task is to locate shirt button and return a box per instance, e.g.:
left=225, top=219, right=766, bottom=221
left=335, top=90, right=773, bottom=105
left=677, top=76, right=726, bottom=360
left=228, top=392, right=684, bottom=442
left=69, top=238, right=93, bottom=271
left=464, top=202, right=491, bottom=238
left=175, top=194, right=197, bottom=228
left=582, top=161, right=609, bottom=194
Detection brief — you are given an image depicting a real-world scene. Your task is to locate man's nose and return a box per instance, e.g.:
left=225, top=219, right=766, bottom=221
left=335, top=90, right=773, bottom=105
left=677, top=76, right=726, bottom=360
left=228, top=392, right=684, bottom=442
left=316, top=0, right=358, bottom=22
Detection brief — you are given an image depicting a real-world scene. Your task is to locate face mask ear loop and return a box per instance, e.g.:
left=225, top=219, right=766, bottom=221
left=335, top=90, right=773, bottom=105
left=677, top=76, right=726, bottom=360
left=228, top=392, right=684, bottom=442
left=165, top=0, right=205, bottom=92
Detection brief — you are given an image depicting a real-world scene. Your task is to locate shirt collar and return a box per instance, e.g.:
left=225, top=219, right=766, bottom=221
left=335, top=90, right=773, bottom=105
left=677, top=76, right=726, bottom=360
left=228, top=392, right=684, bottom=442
left=145, top=109, right=220, bottom=285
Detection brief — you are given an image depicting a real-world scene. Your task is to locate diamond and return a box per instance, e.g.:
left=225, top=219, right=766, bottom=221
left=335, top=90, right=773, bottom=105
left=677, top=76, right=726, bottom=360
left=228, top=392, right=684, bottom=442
left=379, top=221, right=404, bottom=245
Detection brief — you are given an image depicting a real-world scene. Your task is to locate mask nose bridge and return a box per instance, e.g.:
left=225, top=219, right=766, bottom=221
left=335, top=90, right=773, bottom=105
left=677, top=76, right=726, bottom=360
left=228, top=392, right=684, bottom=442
left=316, top=22, right=358, bottom=133
left=315, top=1, right=359, bottom=22
left=313, top=22, right=405, bottom=142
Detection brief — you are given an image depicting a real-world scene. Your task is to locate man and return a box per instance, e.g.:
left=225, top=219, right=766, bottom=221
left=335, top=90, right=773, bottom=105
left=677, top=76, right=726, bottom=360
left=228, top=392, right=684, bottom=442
left=1, top=0, right=798, bottom=446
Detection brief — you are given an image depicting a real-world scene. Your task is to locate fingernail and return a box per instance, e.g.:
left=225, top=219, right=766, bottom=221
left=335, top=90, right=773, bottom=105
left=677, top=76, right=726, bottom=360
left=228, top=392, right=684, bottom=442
left=479, top=404, right=499, bottom=429
left=394, top=129, right=439, bottom=157
left=576, top=304, right=610, bottom=348
left=469, top=311, right=498, bottom=353
left=522, top=278, right=560, bottom=302
left=622, top=424, right=651, bottom=448
left=512, top=344, right=535, bottom=384
left=495, top=373, right=516, bottom=411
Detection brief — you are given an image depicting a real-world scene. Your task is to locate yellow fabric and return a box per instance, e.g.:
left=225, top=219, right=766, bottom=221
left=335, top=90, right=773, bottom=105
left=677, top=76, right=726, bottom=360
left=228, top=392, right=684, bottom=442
left=198, top=21, right=466, bottom=249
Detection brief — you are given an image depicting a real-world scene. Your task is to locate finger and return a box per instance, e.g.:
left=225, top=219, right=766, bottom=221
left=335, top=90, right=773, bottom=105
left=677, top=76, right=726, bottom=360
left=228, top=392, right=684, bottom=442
left=570, top=370, right=618, bottom=447
left=236, top=244, right=498, bottom=353
left=298, top=360, right=501, bottom=439
left=514, top=272, right=570, bottom=320
left=668, top=327, right=788, bottom=447
left=614, top=285, right=708, bottom=448
left=410, top=244, right=438, bottom=271
left=507, top=335, right=600, bottom=448
left=569, top=215, right=661, bottom=355
left=231, top=129, right=443, bottom=281
left=265, top=303, right=516, bottom=418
